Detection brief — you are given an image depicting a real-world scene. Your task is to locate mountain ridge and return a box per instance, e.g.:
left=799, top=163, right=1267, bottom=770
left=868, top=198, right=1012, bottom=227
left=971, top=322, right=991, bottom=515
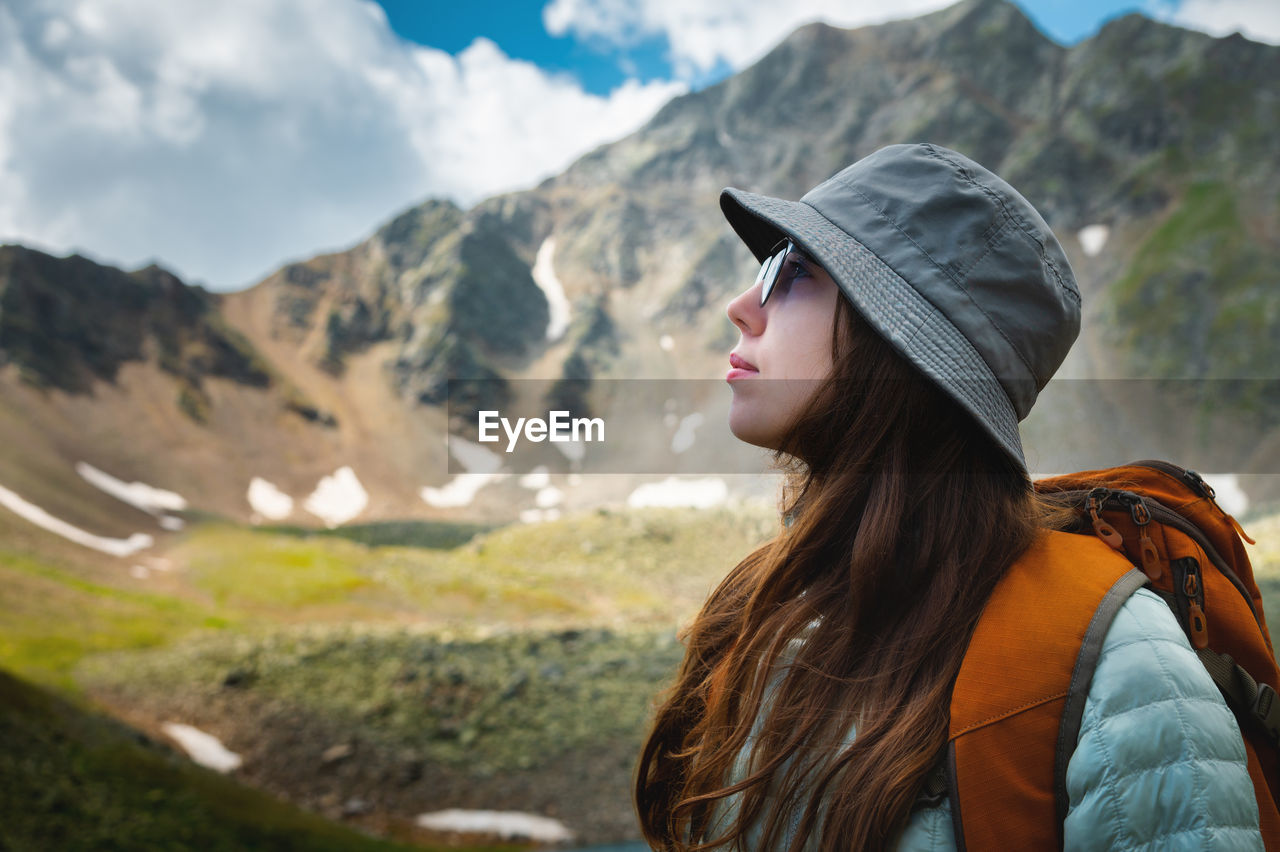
left=3, top=0, right=1278, bottom=529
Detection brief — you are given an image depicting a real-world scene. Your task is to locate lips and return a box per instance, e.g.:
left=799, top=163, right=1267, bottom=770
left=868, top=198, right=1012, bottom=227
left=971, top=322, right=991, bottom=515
left=727, top=352, right=759, bottom=383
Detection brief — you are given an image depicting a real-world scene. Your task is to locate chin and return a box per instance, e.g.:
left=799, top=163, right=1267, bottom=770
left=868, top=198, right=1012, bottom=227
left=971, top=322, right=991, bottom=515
left=728, top=405, right=784, bottom=451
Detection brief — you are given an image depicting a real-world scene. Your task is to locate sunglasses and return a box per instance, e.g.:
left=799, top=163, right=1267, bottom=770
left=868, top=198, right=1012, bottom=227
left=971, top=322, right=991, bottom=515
left=754, top=238, right=812, bottom=307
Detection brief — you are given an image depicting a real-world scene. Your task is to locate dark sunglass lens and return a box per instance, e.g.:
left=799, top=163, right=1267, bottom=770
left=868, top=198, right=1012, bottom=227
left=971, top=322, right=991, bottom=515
left=759, top=254, right=780, bottom=306
left=759, top=241, right=792, bottom=307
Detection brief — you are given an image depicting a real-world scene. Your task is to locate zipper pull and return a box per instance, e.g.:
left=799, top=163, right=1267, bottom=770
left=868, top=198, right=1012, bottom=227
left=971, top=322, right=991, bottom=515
left=1138, top=531, right=1161, bottom=580
left=1182, top=467, right=1215, bottom=498
left=1126, top=496, right=1162, bottom=581
left=1187, top=601, right=1209, bottom=649
left=1087, top=489, right=1122, bottom=550
left=1183, top=467, right=1257, bottom=544
left=1183, top=564, right=1209, bottom=649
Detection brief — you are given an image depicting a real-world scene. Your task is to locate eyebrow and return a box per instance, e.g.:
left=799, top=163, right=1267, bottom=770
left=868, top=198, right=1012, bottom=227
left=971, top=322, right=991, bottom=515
left=787, top=249, right=819, bottom=270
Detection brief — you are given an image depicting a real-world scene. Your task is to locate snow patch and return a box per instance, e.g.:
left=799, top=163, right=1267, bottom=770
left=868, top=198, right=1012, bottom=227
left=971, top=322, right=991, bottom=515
left=659, top=334, right=675, bottom=352
left=77, top=461, right=187, bottom=528
left=76, top=462, right=188, bottom=514
left=532, top=237, right=571, bottom=342
left=671, top=412, right=704, bottom=454
left=534, top=486, right=563, bottom=508
left=451, top=436, right=504, bottom=475
left=627, top=477, right=728, bottom=509
left=519, top=467, right=550, bottom=490
left=248, top=478, right=294, bottom=521
left=1078, top=224, right=1110, bottom=257
left=423, top=438, right=506, bottom=508
left=161, top=723, right=243, bottom=773
left=414, top=809, right=574, bottom=843
left=138, top=556, right=173, bottom=572
left=1202, top=474, right=1249, bottom=516
left=422, top=474, right=501, bottom=508
left=0, top=482, right=153, bottom=556
left=663, top=396, right=680, bottom=428
left=519, top=507, right=562, bottom=524
left=303, top=466, right=368, bottom=528
left=554, top=438, right=587, bottom=465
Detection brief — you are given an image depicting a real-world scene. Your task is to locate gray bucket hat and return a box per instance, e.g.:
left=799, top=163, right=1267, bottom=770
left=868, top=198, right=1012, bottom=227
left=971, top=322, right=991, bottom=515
left=720, top=142, right=1080, bottom=469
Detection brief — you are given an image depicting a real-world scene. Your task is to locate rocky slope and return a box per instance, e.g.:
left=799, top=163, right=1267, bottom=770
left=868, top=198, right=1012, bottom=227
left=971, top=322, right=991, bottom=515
left=2, top=0, right=1278, bottom=534
left=0, top=246, right=278, bottom=418
left=3, top=1, right=1280, bottom=847
left=220, top=0, right=1280, bottom=481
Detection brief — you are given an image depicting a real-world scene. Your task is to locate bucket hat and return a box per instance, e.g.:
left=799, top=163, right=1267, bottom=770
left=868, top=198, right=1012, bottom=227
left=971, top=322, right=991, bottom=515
left=720, top=142, right=1080, bottom=469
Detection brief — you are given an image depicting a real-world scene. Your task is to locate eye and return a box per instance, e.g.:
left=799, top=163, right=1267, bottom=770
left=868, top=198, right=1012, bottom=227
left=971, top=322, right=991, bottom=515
left=775, top=255, right=811, bottom=293
left=789, top=255, right=812, bottom=279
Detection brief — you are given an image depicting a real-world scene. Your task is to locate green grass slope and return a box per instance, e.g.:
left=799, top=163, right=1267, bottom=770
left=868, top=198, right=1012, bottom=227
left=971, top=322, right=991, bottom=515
left=0, top=504, right=780, bottom=847
left=0, top=543, right=230, bottom=694
left=0, top=669, right=496, bottom=852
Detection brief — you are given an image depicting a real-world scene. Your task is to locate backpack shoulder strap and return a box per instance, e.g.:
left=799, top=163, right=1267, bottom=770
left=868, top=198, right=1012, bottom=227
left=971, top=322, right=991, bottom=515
left=1054, top=567, right=1150, bottom=823
left=946, top=529, right=1144, bottom=851
left=1195, top=647, right=1280, bottom=748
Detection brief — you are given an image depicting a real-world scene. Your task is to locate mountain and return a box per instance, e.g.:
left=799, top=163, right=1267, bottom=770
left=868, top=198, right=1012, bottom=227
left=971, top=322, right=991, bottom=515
left=4, top=1, right=1280, bottom=846
left=224, top=0, right=1280, bottom=414
left=2, top=0, right=1278, bottom=537
left=0, top=246, right=273, bottom=414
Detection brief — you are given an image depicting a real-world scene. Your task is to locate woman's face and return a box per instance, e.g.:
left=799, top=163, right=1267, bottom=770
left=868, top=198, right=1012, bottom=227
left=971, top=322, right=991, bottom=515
left=725, top=246, right=841, bottom=450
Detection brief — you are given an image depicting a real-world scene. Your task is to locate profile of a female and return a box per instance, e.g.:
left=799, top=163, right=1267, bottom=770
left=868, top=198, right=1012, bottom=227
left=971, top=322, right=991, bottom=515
left=636, top=143, right=1262, bottom=850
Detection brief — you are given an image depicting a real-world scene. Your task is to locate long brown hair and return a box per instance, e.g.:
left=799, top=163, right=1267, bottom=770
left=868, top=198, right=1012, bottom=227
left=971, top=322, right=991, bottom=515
left=637, top=296, right=1067, bottom=850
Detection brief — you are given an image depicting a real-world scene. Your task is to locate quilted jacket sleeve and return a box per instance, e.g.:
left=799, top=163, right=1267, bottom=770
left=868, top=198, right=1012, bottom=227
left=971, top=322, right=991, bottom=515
left=1063, top=587, right=1263, bottom=851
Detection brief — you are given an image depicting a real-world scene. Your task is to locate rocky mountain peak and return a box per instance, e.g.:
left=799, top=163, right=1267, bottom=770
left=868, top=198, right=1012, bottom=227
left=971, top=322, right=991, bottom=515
left=4, top=0, right=1278, bottom=524
left=0, top=245, right=274, bottom=418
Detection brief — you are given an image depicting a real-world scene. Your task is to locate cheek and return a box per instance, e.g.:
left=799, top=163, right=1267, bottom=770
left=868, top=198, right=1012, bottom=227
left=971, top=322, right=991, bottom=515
left=785, top=308, right=837, bottom=380
left=797, top=337, right=834, bottom=381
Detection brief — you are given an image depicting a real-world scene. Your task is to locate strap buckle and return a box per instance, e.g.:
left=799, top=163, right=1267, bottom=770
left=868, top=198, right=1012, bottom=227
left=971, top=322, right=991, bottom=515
left=1252, top=682, right=1280, bottom=745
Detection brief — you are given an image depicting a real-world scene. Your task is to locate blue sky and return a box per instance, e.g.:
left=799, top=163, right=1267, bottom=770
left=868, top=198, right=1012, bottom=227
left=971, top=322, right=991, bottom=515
left=373, top=0, right=1153, bottom=95
left=372, top=0, right=678, bottom=95
left=0, top=0, right=1274, bottom=291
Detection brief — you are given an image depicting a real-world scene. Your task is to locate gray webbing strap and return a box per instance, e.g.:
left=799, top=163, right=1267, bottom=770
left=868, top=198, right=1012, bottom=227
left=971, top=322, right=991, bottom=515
left=1054, top=568, right=1149, bottom=840
left=918, top=761, right=948, bottom=808
left=1196, top=647, right=1280, bottom=748
left=946, top=740, right=966, bottom=852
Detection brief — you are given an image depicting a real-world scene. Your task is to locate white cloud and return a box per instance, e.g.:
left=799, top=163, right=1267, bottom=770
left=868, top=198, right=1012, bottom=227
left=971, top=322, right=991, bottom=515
left=1146, top=0, right=1280, bottom=43
left=0, top=0, right=684, bottom=291
left=378, top=37, right=684, bottom=212
left=542, top=0, right=954, bottom=79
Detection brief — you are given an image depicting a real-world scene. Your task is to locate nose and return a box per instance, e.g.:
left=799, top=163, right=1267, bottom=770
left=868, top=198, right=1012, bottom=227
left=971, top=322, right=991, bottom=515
left=726, top=280, right=765, bottom=336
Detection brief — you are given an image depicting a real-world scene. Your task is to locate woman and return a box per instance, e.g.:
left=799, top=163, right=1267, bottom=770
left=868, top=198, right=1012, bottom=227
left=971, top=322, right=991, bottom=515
left=635, top=144, right=1262, bottom=850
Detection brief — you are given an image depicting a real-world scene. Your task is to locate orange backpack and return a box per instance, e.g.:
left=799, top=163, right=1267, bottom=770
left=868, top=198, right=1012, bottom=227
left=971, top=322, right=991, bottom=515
left=942, top=461, right=1280, bottom=850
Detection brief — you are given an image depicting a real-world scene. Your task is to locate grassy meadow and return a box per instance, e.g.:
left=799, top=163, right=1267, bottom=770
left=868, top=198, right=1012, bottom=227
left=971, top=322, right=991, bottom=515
left=2, top=498, right=1279, bottom=849
left=0, top=503, right=779, bottom=848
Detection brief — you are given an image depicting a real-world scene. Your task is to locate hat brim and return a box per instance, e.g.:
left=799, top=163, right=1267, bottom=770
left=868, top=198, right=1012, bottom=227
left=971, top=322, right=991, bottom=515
left=720, top=186, right=1026, bottom=469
